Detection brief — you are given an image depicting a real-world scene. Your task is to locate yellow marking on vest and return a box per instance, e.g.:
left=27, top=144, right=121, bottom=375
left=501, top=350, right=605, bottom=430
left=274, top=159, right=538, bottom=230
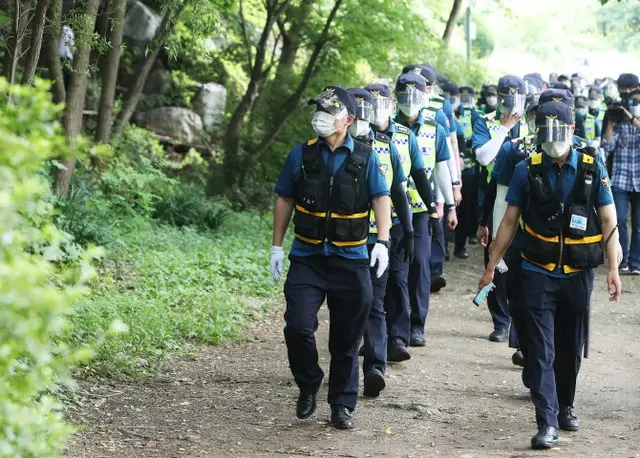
left=521, top=253, right=557, bottom=271
left=582, top=154, right=594, bottom=165
left=294, top=233, right=323, bottom=244
left=307, top=138, right=318, bottom=145
left=524, top=224, right=559, bottom=242
left=295, top=204, right=326, bottom=217
left=331, top=211, right=370, bottom=219
left=564, top=234, right=603, bottom=244
left=332, top=237, right=369, bottom=247
left=531, top=153, right=543, bottom=165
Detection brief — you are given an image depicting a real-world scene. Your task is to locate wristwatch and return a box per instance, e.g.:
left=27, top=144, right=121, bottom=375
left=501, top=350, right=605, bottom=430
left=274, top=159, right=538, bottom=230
left=376, top=239, right=391, bottom=249
left=445, top=203, right=456, bottom=210
left=452, top=180, right=461, bottom=187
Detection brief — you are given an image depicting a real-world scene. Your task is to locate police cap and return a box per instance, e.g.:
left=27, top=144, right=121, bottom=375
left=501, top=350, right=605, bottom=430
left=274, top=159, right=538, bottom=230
left=617, top=73, right=640, bottom=89
left=442, top=81, right=459, bottom=95
left=498, top=75, right=526, bottom=95
left=308, top=85, right=357, bottom=117
left=539, top=88, right=574, bottom=109
left=395, top=72, right=428, bottom=93
left=401, top=64, right=436, bottom=86
left=459, top=86, right=475, bottom=95
left=535, top=101, right=574, bottom=126
left=364, top=83, right=392, bottom=98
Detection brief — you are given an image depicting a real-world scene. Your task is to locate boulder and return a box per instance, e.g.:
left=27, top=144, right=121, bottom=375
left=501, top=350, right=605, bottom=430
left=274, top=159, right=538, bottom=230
left=135, top=107, right=204, bottom=144
left=123, top=1, right=162, bottom=43
left=192, top=82, right=227, bottom=131
left=144, top=63, right=171, bottom=94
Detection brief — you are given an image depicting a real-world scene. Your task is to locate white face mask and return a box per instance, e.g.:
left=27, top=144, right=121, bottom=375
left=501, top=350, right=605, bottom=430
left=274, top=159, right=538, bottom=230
left=398, top=104, right=421, bottom=117
left=576, top=107, right=588, bottom=117
left=486, top=96, right=498, bottom=108
left=541, top=140, right=571, bottom=158
left=451, top=99, right=461, bottom=111
left=311, top=111, right=337, bottom=137
left=632, top=106, right=640, bottom=117
left=348, top=119, right=370, bottom=138
left=372, top=109, right=391, bottom=127
left=588, top=99, right=600, bottom=109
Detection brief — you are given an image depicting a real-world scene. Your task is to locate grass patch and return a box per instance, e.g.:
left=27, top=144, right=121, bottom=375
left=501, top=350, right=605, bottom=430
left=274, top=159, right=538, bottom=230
left=69, top=211, right=284, bottom=378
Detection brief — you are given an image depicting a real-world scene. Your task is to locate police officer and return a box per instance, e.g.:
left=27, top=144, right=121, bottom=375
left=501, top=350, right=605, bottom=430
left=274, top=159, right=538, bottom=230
left=363, top=82, right=437, bottom=363
left=473, top=75, right=528, bottom=343
left=454, top=86, right=481, bottom=258
left=270, top=86, right=392, bottom=430
left=393, top=73, right=457, bottom=348
left=346, top=87, right=415, bottom=398
left=479, top=101, right=622, bottom=449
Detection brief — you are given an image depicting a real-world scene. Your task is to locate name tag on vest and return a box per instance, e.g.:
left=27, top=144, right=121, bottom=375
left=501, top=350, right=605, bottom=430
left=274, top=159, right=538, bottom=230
left=570, top=214, right=588, bottom=232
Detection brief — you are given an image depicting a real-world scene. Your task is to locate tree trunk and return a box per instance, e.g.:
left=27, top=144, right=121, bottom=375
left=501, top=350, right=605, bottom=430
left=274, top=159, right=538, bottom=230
left=5, top=0, right=31, bottom=84
left=21, top=0, right=52, bottom=85
left=54, top=0, right=101, bottom=198
left=111, top=4, right=184, bottom=137
left=95, top=0, right=126, bottom=143
left=44, top=0, right=65, bottom=104
left=218, top=0, right=292, bottom=189
left=442, top=0, right=464, bottom=45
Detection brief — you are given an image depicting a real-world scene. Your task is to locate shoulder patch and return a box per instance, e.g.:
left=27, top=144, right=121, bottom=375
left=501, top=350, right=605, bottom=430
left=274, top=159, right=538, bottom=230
left=395, top=124, right=410, bottom=134
left=307, top=138, right=318, bottom=145
left=582, top=153, right=594, bottom=165
left=375, top=132, right=390, bottom=143
left=601, top=175, right=611, bottom=192
left=377, top=163, right=390, bottom=177
left=531, top=152, right=543, bottom=165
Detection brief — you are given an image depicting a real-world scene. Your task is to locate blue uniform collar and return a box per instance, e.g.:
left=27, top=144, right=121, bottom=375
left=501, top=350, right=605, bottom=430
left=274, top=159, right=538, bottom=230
left=541, top=147, right=578, bottom=170
left=317, top=133, right=355, bottom=153
left=385, top=118, right=397, bottom=134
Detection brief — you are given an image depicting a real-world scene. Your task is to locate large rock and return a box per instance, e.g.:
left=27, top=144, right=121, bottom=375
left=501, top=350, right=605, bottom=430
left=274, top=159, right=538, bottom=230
left=144, top=63, right=171, bottom=94
left=192, top=83, right=227, bottom=131
left=136, top=107, right=204, bottom=144
left=123, top=1, right=162, bottom=43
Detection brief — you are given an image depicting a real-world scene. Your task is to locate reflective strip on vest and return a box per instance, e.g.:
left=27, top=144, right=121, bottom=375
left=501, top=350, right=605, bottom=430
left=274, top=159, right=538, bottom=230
left=459, top=112, right=473, bottom=140
left=584, top=113, right=596, bottom=141
left=370, top=138, right=394, bottom=233
left=407, top=122, right=437, bottom=213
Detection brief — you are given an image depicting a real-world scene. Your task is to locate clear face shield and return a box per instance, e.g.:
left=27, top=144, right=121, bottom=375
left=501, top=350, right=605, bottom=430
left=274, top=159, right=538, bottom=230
left=371, top=95, right=393, bottom=125
left=461, top=93, right=475, bottom=108
left=498, top=92, right=526, bottom=116
left=312, top=91, right=348, bottom=120
left=396, top=87, right=426, bottom=116
left=536, top=118, right=574, bottom=144
left=354, top=98, right=374, bottom=123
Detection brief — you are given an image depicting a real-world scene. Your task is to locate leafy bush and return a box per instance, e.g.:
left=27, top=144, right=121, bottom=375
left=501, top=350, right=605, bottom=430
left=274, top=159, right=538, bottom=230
left=153, top=184, right=230, bottom=229
left=0, top=79, right=99, bottom=456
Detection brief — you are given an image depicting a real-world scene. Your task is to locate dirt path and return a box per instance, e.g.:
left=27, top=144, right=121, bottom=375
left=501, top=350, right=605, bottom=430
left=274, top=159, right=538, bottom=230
left=67, top=246, right=640, bottom=458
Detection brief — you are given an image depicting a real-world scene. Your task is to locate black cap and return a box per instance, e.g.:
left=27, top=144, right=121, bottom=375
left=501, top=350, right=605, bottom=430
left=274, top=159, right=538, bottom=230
left=395, top=73, right=427, bottom=93
left=485, top=84, right=498, bottom=96
left=442, top=82, right=459, bottom=95
left=558, top=74, right=569, bottom=82
left=402, top=64, right=436, bottom=85
left=524, top=74, right=544, bottom=91
left=459, top=86, right=475, bottom=95
left=536, top=101, right=574, bottom=126
left=617, top=73, right=640, bottom=89
left=575, top=95, right=588, bottom=107
left=524, top=72, right=543, bottom=82
left=498, top=75, right=526, bottom=95
left=436, top=73, right=449, bottom=86
left=539, top=88, right=574, bottom=109
left=551, top=81, right=570, bottom=90
left=588, top=85, right=602, bottom=97
left=364, top=83, right=391, bottom=98
left=308, top=85, right=357, bottom=116
left=347, top=87, right=373, bottom=105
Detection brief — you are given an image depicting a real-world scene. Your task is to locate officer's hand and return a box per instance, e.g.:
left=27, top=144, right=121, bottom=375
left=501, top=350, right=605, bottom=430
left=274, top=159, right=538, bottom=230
left=478, top=268, right=495, bottom=292
left=620, top=106, right=634, bottom=121
left=270, top=246, right=285, bottom=283
left=476, top=225, right=489, bottom=247
left=453, top=187, right=462, bottom=206
left=500, top=112, right=521, bottom=130
left=446, top=207, right=458, bottom=230
left=370, top=241, right=390, bottom=278
left=607, top=269, right=622, bottom=302
left=400, top=231, right=415, bottom=264
left=429, top=215, right=440, bottom=240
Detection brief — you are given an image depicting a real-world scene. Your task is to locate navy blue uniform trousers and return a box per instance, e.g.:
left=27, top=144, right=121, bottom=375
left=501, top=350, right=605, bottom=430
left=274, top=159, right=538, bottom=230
left=520, top=268, right=593, bottom=428
left=410, top=212, right=433, bottom=334
left=362, top=243, right=390, bottom=376
left=484, top=237, right=510, bottom=332
left=384, top=224, right=411, bottom=345
left=429, top=216, right=446, bottom=278
left=284, top=254, right=372, bottom=411
left=506, top=249, right=524, bottom=349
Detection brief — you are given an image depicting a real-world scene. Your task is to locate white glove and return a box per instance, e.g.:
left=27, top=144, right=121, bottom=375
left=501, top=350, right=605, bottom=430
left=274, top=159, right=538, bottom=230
left=369, top=242, right=389, bottom=278
left=270, top=246, right=284, bottom=283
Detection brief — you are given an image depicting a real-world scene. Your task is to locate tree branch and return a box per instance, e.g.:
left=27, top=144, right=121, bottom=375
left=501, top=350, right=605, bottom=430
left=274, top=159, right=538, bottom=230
left=442, top=0, right=463, bottom=45
left=21, top=0, right=52, bottom=85
left=238, top=0, right=254, bottom=68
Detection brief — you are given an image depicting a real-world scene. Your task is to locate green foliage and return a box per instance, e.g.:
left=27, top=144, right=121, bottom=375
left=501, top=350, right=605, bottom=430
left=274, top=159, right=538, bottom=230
left=153, top=184, right=231, bottom=229
left=70, top=213, right=282, bottom=378
left=0, top=79, right=100, bottom=457
left=597, top=0, right=640, bottom=52
left=473, top=19, right=495, bottom=59
left=138, top=70, right=200, bottom=111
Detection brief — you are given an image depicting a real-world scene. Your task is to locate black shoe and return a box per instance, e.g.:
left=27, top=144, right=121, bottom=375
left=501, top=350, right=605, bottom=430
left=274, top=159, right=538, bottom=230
left=409, top=329, right=427, bottom=347
left=531, top=425, right=559, bottom=449
left=430, top=275, right=447, bottom=293
left=454, top=246, right=469, bottom=259
left=512, top=350, right=525, bottom=367
left=620, top=261, right=629, bottom=273
left=296, top=389, right=318, bottom=419
left=489, top=328, right=509, bottom=342
left=358, top=345, right=364, bottom=357
left=558, top=405, right=579, bottom=431
left=363, top=369, right=386, bottom=398
left=387, top=339, right=411, bottom=362
left=330, top=405, right=354, bottom=429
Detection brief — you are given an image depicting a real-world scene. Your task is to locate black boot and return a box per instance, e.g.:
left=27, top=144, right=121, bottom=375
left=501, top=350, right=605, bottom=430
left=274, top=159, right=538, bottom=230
left=558, top=405, right=579, bottom=431
left=530, top=425, right=559, bottom=449
left=330, top=405, right=354, bottom=429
